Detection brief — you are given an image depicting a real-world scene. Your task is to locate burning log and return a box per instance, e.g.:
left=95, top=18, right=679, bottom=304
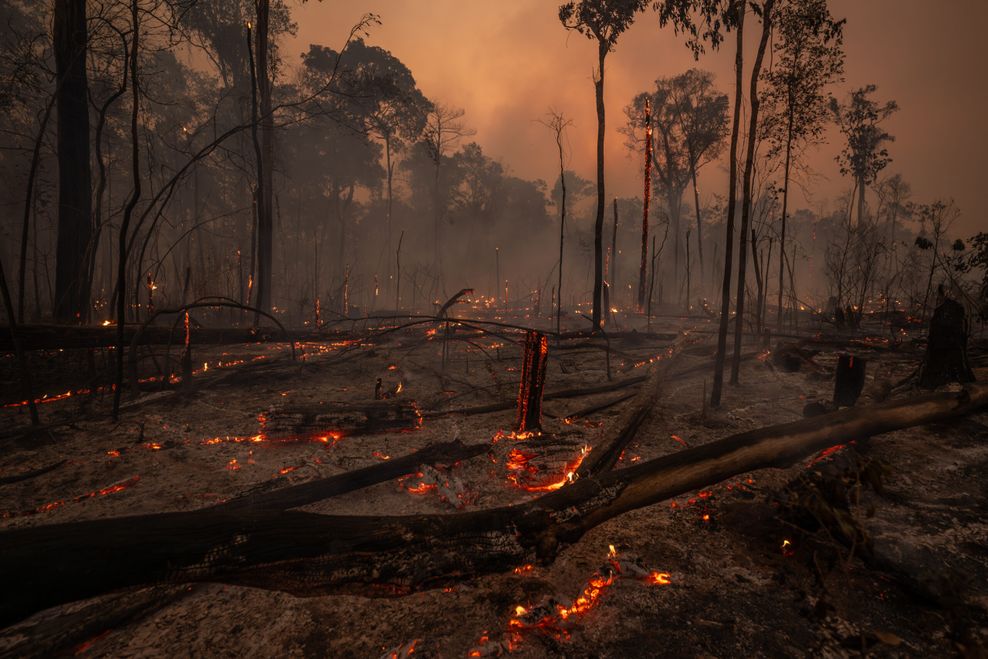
left=516, top=330, right=549, bottom=432
left=2, top=385, right=985, bottom=625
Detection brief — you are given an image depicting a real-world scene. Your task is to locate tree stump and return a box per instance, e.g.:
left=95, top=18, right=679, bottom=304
left=834, top=354, right=866, bottom=407
left=516, top=330, right=548, bottom=432
left=919, top=297, right=976, bottom=388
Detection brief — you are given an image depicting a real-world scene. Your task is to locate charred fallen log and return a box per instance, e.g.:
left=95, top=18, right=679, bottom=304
left=2, top=386, right=985, bottom=625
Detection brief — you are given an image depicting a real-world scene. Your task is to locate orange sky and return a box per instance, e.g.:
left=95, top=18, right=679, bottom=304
left=286, top=1, right=987, bottom=236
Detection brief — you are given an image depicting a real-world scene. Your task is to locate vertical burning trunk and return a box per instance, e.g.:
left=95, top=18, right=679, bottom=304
left=592, top=44, right=607, bottom=332
left=254, top=0, right=274, bottom=315
left=730, top=0, right=774, bottom=385
left=710, top=0, right=745, bottom=408
left=516, top=330, right=549, bottom=433
left=53, top=0, right=93, bottom=324
left=638, top=98, right=652, bottom=312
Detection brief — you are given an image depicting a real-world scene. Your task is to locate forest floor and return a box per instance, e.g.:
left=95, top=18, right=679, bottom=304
left=1, top=306, right=987, bottom=658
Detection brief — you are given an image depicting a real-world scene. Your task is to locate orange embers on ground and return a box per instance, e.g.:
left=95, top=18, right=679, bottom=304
left=504, top=445, right=591, bottom=493
left=0, top=475, right=140, bottom=519
left=468, top=545, right=671, bottom=656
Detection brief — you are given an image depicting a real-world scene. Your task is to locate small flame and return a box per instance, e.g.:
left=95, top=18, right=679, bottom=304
left=647, top=571, right=671, bottom=586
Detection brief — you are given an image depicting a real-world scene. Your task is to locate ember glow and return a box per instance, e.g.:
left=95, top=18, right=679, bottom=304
left=504, top=445, right=591, bottom=493
left=1, top=475, right=140, bottom=519
left=471, top=545, right=672, bottom=654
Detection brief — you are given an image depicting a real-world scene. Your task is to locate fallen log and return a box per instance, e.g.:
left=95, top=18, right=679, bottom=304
left=1, top=385, right=985, bottom=626
left=216, top=439, right=487, bottom=514
left=423, top=375, right=648, bottom=418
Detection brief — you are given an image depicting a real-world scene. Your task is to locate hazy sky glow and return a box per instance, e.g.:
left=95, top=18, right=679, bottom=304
left=287, top=1, right=987, bottom=235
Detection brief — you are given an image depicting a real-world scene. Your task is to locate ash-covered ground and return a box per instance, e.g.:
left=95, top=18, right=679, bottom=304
left=1, top=309, right=986, bottom=658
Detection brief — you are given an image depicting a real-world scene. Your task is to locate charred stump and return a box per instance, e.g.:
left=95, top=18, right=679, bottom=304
left=516, top=330, right=549, bottom=432
left=834, top=354, right=866, bottom=407
left=919, top=297, right=976, bottom=389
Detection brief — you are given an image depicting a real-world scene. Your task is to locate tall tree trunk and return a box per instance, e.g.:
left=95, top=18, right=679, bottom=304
left=711, top=0, right=745, bottom=408
left=112, top=0, right=141, bottom=420
left=638, top=98, right=652, bottom=311
left=690, top=162, right=703, bottom=286
left=777, top=111, right=793, bottom=333
left=856, top=174, right=866, bottom=225
left=592, top=43, right=607, bottom=331
left=556, top=150, right=566, bottom=335
left=53, top=0, right=92, bottom=324
left=730, top=0, right=774, bottom=384
left=610, top=197, right=619, bottom=297
left=18, top=97, right=56, bottom=322
left=248, top=5, right=273, bottom=315
left=385, top=133, right=394, bottom=294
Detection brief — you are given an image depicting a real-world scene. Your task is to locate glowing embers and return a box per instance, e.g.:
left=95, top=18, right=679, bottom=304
left=805, top=440, right=856, bottom=468
left=1, top=475, right=140, bottom=519
left=504, top=444, right=590, bottom=493
left=469, top=545, right=672, bottom=656
left=399, top=463, right=467, bottom=508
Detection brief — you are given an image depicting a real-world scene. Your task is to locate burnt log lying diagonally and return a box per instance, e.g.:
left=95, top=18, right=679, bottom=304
left=1, top=385, right=985, bottom=626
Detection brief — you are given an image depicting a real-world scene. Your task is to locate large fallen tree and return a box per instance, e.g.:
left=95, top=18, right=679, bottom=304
left=1, top=384, right=985, bottom=626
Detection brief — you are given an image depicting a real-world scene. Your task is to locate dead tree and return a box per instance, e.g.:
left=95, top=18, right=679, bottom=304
left=1, top=384, right=985, bottom=626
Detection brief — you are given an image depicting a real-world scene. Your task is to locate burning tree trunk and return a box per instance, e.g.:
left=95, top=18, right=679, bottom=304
left=516, top=330, right=549, bottom=432
left=2, top=384, right=985, bottom=626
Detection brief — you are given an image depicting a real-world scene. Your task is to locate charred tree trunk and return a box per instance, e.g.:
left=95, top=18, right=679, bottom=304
left=111, top=0, right=141, bottom=420
left=711, top=0, right=745, bottom=407
left=777, top=110, right=793, bottom=333
left=730, top=0, right=774, bottom=385
left=592, top=43, right=607, bottom=332
left=516, top=330, right=549, bottom=432
left=638, top=98, right=652, bottom=312
left=610, top=197, right=619, bottom=305
left=253, top=0, right=274, bottom=315
left=834, top=354, right=866, bottom=407
left=2, top=385, right=985, bottom=626
left=918, top=297, right=976, bottom=389
left=53, top=0, right=93, bottom=324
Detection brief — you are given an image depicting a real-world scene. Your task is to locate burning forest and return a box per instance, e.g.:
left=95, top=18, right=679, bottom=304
left=1, top=0, right=988, bottom=656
